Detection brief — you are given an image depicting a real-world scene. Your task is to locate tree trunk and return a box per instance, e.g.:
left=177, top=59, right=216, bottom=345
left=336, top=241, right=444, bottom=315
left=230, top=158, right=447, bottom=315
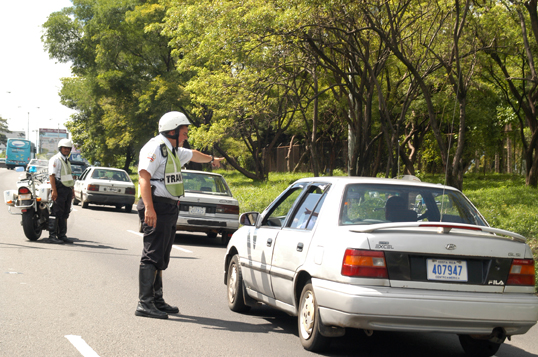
left=348, top=122, right=358, bottom=176
left=214, top=143, right=265, bottom=181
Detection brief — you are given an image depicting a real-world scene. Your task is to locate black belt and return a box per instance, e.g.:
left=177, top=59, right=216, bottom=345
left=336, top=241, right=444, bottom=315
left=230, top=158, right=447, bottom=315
left=152, top=196, right=180, bottom=206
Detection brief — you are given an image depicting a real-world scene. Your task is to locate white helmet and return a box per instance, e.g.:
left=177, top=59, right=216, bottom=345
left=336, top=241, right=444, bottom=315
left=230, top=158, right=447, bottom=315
left=58, top=138, right=73, bottom=148
left=158, top=111, right=191, bottom=133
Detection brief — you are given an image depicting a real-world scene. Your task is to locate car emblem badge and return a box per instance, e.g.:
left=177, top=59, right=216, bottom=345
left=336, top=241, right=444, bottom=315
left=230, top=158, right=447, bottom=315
left=445, top=244, right=457, bottom=250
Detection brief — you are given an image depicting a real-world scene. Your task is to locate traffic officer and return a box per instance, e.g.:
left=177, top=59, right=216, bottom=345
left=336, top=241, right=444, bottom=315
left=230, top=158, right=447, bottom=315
left=135, top=111, right=224, bottom=319
left=47, top=138, right=75, bottom=244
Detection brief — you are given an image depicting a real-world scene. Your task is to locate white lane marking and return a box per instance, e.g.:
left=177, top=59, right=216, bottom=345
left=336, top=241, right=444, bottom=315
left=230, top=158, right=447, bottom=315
left=173, top=246, right=193, bottom=253
left=127, top=230, right=143, bottom=237
left=65, top=335, right=100, bottom=357
left=127, top=230, right=193, bottom=253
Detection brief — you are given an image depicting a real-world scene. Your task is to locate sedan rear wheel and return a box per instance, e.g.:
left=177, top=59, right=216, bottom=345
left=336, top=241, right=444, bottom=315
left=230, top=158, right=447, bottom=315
left=458, top=334, right=504, bottom=357
left=81, top=193, right=89, bottom=209
left=227, top=255, right=250, bottom=313
left=298, top=281, right=329, bottom=352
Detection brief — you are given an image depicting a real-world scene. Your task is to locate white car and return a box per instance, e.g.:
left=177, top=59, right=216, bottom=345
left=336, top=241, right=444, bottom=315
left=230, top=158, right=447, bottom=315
left=224, top=176, right=538, bottom=356
left=26, top=159, right=48, bottom=173
left=175, top=170, right=239, bottom=243
left=74, top=166, right=135, bottom=212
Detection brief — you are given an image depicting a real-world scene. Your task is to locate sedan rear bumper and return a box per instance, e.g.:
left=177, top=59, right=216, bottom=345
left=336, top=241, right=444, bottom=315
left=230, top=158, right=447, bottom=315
left=313, top=278, right=538, bottom=335
left=86, top=193, right=135, bottom=206
left=176, top=216, right=239, bottom=233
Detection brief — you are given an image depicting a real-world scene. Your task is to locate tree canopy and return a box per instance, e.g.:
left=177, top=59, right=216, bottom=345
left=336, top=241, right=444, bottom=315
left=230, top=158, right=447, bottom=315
left=42, top=0, right=538, bottom=187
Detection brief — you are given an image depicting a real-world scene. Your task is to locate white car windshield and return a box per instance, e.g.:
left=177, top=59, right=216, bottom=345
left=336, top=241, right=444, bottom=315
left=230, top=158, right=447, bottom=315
left=183, top=172, right=231, bottom=196
left=340, top=184, right=487, bottom=226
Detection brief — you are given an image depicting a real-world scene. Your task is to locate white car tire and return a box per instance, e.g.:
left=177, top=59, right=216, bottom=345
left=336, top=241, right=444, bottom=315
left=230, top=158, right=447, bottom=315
left=298, top=281, right=330, bottom=352
left=227, top=255, right=250, bottom=313
left=81, top=193, right=89, bottom=209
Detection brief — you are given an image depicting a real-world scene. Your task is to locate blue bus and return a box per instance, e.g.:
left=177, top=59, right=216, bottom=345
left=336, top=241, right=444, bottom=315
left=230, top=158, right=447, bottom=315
left=6, top=139, right=35, bottom=170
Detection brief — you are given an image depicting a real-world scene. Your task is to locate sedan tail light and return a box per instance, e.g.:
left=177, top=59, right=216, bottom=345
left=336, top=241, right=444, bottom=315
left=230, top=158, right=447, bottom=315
left=88, top=184, right=99, bottom=192
left=507, top=259, right=535, bottom=286
left=216, top=204, right=239, bottom=215
left=125, top=187, right=136, bottom=195
left=341, top=249, right=388, bottom=279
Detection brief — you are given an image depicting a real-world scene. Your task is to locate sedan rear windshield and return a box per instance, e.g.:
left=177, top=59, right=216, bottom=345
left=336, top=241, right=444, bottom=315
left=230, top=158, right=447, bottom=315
left=29, top=159, right=48, bottom=167
left=340, top=184, right=487, bottom=226
left=91, top=169, right=131, bottom=182
left=183, top=172, right=231, bottom=196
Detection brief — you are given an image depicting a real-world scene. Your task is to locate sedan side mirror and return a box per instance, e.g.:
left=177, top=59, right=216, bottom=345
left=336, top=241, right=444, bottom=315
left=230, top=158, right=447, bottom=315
left=240, top=212, right=259, bottom=226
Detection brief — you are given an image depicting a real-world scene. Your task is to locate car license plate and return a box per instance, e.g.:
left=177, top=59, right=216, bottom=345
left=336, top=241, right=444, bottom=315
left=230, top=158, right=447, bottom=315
left=189, top=206, right=206, bottom=215
left=427, top=259, right=468, bottom=282
left=19, top=194, right=32, bottom=200
left=104, top=187, right=119, bottom=193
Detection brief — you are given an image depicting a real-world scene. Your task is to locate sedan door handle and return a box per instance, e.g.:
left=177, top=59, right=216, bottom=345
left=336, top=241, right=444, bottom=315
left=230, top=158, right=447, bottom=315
left=297, top=242, right=304, bottom=252
left=267, top=238, right=273, bottom=247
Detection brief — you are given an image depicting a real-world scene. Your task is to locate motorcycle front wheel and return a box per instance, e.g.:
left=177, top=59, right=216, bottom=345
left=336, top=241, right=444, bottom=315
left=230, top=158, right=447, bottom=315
left=22, top=210, right=43, bottom=241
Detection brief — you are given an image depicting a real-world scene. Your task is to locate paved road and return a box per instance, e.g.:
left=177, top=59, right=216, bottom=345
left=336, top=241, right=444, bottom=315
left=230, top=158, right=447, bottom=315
left=1, top=168, right=537, bottom=357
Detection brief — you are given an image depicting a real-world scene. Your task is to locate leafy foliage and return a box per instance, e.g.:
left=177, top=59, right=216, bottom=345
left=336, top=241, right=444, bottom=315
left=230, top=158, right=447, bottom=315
left=41, top=0, right=538, bottom=188
left=0, top=116, right=10, bottom=146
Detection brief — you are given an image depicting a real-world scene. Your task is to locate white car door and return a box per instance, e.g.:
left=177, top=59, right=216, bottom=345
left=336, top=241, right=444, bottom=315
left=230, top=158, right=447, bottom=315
left=241, top=183, right=307, bottom=300
left=74, top=168, right=90, bottom=196
left=270, top=184, right=330, bottom=306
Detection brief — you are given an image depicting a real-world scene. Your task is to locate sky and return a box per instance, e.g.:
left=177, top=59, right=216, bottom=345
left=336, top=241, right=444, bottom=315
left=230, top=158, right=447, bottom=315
left=0, top=0, right=76, bottom=141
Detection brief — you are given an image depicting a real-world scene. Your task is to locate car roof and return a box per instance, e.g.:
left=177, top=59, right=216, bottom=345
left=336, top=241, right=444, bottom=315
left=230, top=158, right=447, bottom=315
left=90, top=166, right=128, bottom=173
left=182, top=169, right=223, bottom=178
left=293, top=176, right=458, bottom=192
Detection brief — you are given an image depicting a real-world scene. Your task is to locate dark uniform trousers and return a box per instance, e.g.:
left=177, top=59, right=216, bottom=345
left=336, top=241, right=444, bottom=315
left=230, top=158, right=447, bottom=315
left=137, top=198, right=179, bottom=270
left=52, top=180, right=73, bottom=220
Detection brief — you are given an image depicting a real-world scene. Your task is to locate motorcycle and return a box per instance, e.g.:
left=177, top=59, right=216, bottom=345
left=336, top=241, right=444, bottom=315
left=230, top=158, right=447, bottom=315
left=4, top=166, right=53, bottom=241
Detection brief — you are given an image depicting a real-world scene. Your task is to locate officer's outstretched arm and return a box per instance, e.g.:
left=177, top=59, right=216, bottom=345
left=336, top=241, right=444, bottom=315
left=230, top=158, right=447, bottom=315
left=190, top=150, right=225, bottom=168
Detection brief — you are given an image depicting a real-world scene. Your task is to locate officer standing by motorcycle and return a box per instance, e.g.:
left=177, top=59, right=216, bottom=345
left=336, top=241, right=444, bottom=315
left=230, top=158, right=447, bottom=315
left=47, top=138, right=75, bottom=244
left=135, top=111, right=224, bottom=319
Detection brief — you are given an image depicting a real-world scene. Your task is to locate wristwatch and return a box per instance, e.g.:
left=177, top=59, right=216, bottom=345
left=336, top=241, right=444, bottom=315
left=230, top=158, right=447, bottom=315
left=210, top=155, right=214, bottom=163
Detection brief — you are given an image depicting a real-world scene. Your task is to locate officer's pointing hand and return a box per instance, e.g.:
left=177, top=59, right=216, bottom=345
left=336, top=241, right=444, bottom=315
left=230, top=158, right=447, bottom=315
left=211, top=157, right=225, bottom=168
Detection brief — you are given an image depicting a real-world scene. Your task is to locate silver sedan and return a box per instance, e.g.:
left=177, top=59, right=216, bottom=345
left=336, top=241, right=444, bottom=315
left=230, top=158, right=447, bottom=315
left=224, top=176, right=538, bottom=357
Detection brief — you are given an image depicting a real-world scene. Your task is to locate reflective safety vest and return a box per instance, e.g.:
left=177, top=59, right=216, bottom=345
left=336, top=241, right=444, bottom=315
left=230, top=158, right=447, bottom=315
left=58, top=155, right=74, bottom=187
left=160, top=141, right=184, bottom=197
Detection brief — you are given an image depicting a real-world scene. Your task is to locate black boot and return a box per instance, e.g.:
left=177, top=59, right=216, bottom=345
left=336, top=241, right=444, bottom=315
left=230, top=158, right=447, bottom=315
left=47, top=217, right=64, bottom=244
left=154, top=270, right=180, bottom=314
left=58, top=218, right=73, bottom=244
left=135, top=264, right=168, bottom=319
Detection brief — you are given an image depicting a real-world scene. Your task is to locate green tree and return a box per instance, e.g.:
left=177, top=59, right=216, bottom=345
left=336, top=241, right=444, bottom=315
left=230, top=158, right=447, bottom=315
left=163, top=0, right=306, bottom=180
left=43, top=0, right=193, bottom=171
left=0, top=116, right=10, bottom=146
left=477, top=0, right=538, bottom=186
